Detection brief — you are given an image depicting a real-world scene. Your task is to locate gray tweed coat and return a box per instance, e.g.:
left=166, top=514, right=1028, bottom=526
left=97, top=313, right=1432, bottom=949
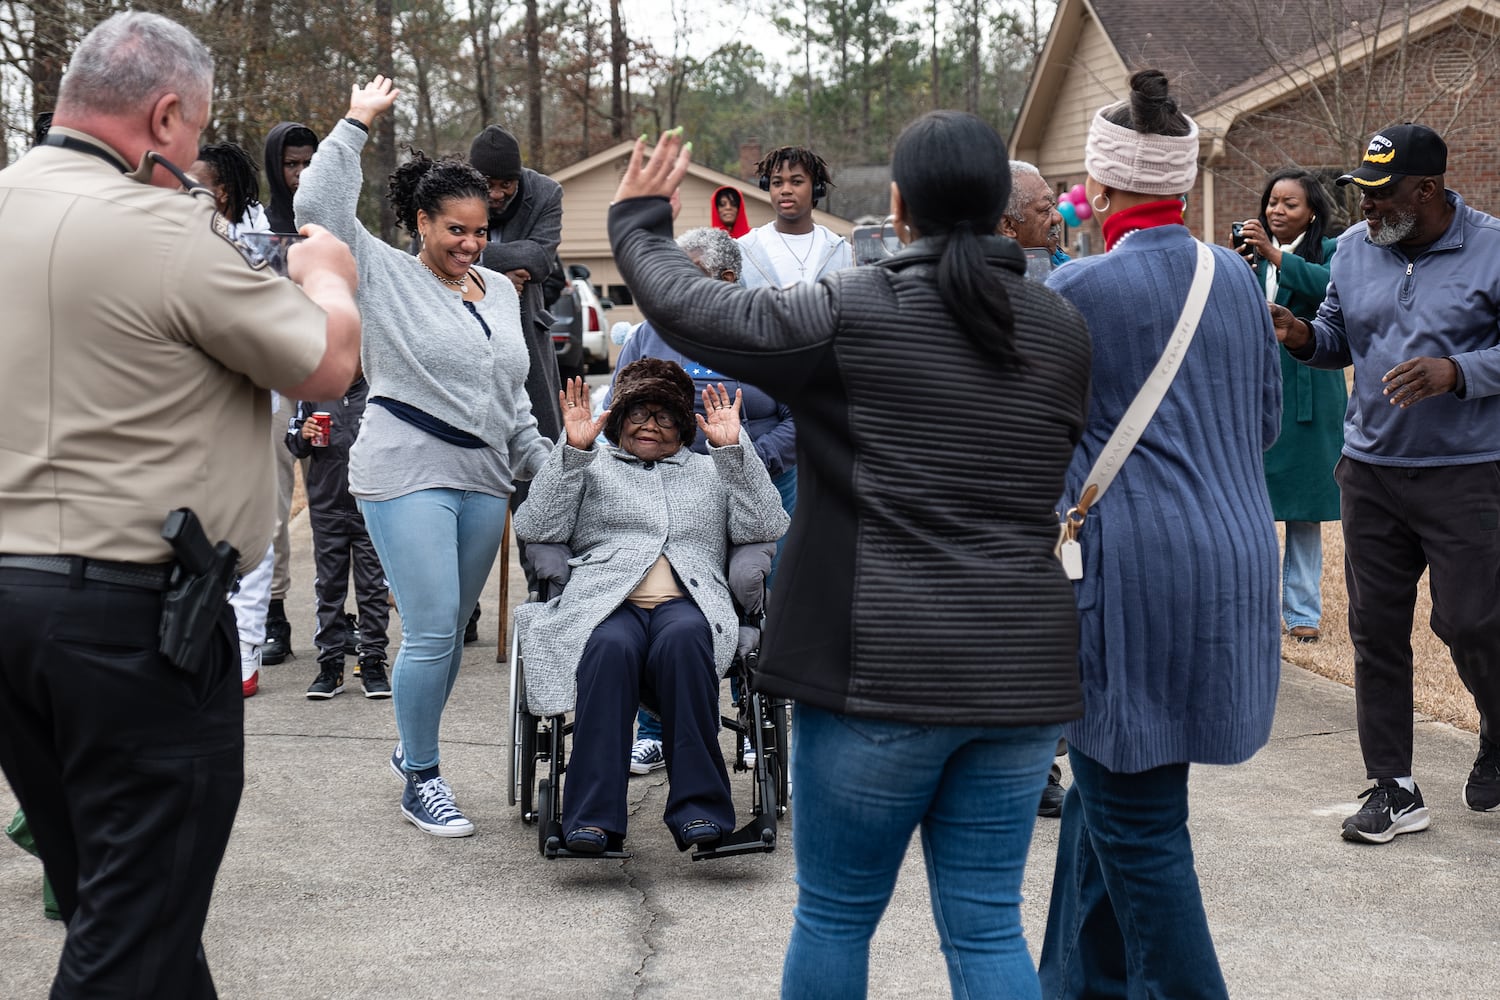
left=512, top=431, right=789, bottom=716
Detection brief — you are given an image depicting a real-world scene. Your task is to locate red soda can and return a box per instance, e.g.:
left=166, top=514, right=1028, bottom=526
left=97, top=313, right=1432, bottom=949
left=311, top=411, right=332, bottom=447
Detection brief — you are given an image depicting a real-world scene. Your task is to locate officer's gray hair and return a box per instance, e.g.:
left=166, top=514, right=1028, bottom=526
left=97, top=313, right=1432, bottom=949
left=58, top=12, right=214, bottom=121
left=1005, top=161, right=1045, bottom=220
left=676, top=227, right=741, bottom=278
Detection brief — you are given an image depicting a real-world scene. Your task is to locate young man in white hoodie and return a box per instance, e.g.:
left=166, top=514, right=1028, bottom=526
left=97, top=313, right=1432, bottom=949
left=737, top=146, right=852, bottom=289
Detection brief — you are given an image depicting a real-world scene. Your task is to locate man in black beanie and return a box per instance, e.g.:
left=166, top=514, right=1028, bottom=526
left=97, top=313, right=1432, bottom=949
left=469, top=124, right=565, bottom=441
left=465, top=125, right=566, bottom=628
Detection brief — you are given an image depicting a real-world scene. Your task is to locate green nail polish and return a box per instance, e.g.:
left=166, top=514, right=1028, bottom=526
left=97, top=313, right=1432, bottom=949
left=684, top=141, right=693, bottom=153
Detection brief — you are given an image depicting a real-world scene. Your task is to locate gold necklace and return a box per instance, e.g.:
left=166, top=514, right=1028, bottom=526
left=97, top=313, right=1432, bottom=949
left=420, top=253, right=468, bottom=293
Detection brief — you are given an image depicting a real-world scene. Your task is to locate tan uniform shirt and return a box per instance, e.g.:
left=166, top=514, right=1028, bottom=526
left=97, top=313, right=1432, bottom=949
left=0, top=129, right=329, bottom=573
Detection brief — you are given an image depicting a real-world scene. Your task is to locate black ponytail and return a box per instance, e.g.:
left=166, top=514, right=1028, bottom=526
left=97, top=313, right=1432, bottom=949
left=1104, top=70, right=1192, bottom=138
left=891, top=111, right=1021, bottom=371
left=387, top=144, right=489, bottom=236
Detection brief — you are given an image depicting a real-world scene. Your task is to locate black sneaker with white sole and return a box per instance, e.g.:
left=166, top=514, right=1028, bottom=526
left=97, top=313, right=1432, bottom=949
left=306, top=666, right=344, bottom=700
left=1341, top=778, right=1430, bottom=844
left=1464, top=737, right=1500, bottom=812
left=359, top=656, right=392, bottom=699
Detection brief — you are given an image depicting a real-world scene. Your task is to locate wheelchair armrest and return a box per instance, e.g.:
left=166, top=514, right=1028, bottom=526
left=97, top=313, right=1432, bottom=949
left=527, top=542, right=574, bottom=599
left=727, top=541, right=775, bottom=619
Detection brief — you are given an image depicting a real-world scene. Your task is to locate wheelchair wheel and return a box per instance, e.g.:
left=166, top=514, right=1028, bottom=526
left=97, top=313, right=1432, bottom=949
left=509, top=625, right=540, bottom=819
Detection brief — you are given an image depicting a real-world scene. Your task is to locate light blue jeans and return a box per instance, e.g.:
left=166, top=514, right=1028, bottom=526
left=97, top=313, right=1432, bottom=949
left=359, top=489, right=507, bottom=773
left=782, top=703, right=1060, bottom=1000
left=1281, top=520, right=1323, bottom=630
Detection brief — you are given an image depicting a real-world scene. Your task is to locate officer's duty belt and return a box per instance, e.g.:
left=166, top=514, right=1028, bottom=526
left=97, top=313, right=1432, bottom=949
left=0, top=554, right=173, bottom=591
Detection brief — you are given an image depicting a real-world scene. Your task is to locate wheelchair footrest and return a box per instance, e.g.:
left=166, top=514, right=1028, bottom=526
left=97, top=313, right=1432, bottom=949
left=543, top=834, right=631, bottom=861
left=690, top=817, right=776, bottom=861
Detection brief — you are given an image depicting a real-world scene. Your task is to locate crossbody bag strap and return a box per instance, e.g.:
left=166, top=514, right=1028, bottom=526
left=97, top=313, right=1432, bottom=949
left=1067, top=239, right=1216, bottom=526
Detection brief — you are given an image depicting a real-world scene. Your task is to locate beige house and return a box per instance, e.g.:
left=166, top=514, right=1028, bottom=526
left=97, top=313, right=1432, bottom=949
left=548, top=141, right=854, bottom=326
left=1011, top=0, right=1500, bottom=251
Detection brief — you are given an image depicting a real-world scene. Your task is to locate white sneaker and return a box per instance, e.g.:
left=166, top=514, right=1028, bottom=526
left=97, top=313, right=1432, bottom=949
left=630, top=738, right=665, bottom=775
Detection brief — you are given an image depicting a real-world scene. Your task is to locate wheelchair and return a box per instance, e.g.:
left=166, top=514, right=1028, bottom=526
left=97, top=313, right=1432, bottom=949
left=508, top=542, right=789, bottom=861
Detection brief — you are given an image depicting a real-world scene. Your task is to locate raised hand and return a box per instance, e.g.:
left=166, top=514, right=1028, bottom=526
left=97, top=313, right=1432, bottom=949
left=347, top=75, right=400, bottom=128
left=696, top=383, right=743, bottom=448
left=560, top=376, right=608, bottom=450
left=611, top=128, right=693, bottom=204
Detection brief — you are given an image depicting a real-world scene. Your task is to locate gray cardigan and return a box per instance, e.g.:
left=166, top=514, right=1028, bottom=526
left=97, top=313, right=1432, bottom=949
left=512, top=432, right=789, bottom=716
left=295, top=119, right=548, bottom=476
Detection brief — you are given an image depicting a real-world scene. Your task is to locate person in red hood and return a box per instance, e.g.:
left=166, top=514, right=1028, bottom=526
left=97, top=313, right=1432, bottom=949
left=710, top=185, right=749, bottom=238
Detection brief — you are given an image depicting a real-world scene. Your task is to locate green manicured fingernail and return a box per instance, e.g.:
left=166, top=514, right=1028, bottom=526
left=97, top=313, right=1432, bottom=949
left=684, top=141, right=693, bottom=153
left=639, top=133, right=647, bottom=143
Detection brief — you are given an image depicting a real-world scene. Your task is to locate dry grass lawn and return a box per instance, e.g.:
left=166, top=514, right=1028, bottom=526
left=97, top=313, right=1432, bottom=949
left=1281, top=521, right=1479, bottom=733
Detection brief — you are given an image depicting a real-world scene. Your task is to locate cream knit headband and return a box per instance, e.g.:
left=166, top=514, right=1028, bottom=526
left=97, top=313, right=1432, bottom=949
left=1084, top=105, right=1200, bottom=195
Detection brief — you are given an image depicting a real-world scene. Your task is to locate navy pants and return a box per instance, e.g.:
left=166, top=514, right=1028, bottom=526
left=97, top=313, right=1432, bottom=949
left=564, top=598, right=733, bottom=848
left=0, top=568, right=243, bottom=999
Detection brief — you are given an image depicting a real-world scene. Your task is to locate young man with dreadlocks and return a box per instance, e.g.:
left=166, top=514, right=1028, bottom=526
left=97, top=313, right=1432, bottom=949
left=738, top=145, right=851, bottom=289
left=190, top=141, right=268, bottom=235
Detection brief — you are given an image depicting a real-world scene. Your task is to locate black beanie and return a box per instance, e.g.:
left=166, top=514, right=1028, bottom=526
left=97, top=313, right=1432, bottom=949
left=469, top=125, right=522, bottom=180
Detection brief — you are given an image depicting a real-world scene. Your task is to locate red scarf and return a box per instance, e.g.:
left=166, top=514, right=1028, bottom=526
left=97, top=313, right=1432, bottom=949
left=1101, top=199, right=1186, bottom=250
left=710, top=185, right=750, bottom=238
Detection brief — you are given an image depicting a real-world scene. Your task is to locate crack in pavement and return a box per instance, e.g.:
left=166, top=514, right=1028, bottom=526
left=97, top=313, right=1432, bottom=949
left=627, top=774, right=668, bottom=999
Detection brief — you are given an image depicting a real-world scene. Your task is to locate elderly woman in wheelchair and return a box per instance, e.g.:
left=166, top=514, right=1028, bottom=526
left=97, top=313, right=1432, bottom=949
left=513, top=359, right=789, bottom=855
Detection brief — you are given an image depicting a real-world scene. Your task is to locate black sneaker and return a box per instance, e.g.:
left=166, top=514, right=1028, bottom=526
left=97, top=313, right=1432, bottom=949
left=1464, top=738, right=1500, bottom=812
left=306, top=666, right=344, bottom=700
left=263, top=616, right=292, bottom=665
left=360, top=656, right=392, bottom=699
left=1341, top=778, right=1430, bottom=843
left=343, top=612, right=361, bottom=656
left=464, top=605, right=480, bottom=645
left=1037, top=762, right=1065, bottom=818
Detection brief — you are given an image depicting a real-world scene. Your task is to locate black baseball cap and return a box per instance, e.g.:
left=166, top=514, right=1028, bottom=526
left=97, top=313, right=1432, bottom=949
left=1337, top=123, right=1447, bottom=189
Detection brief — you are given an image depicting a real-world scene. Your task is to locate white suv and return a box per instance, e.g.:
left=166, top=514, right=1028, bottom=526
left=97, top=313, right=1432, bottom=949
left=550, top=264, right=613, bottom=377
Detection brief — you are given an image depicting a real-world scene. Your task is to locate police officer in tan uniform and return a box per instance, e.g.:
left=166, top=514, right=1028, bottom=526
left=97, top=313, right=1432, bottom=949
left=0, top=12, right=360, bottom=998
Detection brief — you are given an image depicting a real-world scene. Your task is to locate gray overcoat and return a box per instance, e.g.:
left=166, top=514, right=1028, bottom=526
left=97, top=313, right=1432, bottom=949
left=512, top=431, right=789, bottom=716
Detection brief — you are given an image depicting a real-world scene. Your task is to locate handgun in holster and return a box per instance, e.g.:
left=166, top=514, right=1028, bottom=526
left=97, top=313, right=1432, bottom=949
left=158, top=508, right=240, bottom=673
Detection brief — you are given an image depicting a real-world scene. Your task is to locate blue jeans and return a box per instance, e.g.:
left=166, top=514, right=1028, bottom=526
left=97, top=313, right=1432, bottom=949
left=1281, top=520, right=1323, bottom=630
left=1038, top=747, right=1227, bottom=1000
left=360, top=489, right=507, bottom=773
left=782, top=704, right=1060, bottom=1000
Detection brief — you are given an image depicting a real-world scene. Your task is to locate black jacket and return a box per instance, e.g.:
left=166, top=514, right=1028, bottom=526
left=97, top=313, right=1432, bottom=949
left=263, top=121, right=318, bottom=234
left=285, top=378, right=367, bottom=524
left=479, top=168, right=565, bottom=441
left=609, top=196, right=1092, bottom=727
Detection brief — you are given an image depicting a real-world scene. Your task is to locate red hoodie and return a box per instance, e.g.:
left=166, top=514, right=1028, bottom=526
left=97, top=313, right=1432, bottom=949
left=710, top=185, right=749, bottom=238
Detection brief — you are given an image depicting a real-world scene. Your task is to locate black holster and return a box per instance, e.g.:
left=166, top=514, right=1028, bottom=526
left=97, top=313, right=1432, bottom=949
left=158, top=508, right=239, bottom=673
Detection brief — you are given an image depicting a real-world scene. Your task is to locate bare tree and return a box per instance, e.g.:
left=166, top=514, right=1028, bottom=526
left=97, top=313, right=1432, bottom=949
left=525, top=0, right=543, bottom=169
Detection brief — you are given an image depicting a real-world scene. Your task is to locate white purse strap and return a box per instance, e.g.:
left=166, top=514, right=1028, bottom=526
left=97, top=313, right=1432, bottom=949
left=1065, top=239, right=1216, bottom=527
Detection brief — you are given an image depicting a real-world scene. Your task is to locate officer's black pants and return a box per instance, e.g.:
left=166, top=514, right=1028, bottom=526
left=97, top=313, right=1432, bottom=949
left=0, top=568, right=243, bottom=999
left=1337, top=457, right=1500, bottom=777
left=311, top=513, right=390, bottom=665
left=563, top=598, right=734, bottom=849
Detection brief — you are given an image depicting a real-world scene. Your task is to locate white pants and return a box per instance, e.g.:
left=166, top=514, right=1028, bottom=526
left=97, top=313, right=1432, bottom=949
left=231, top=544, right=275, bottom=680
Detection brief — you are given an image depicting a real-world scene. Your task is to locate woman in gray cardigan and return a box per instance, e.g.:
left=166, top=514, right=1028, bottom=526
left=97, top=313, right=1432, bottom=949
left=296, top=77, right=550, bottom=840
left=513, top=360, right=788, bottom=854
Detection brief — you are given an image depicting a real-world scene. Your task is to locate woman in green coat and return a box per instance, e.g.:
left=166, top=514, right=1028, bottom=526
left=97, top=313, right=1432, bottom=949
left=1237, top=169, right=1345, bottom=643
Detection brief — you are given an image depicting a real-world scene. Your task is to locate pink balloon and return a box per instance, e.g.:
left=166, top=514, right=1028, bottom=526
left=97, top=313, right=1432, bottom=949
left=1069, top=184, right=1087, bottom=204
left=1073, top=200, right=1093, bottom=221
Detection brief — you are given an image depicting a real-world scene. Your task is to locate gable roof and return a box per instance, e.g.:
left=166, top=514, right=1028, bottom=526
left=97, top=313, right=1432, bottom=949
left=1014, top=0, right=1472, bottom=155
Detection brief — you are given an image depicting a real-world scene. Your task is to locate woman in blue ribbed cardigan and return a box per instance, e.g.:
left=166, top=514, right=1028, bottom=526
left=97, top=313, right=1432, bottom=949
left=1037, top=71, right=1283, bottom=1000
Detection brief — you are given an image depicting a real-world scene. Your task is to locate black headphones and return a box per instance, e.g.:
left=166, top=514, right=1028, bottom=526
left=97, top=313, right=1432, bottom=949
left=759, top=170, right=827, bottom=203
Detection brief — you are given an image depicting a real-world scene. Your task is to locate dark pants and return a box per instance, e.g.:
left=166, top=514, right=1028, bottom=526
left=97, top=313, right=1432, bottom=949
left=1337, top=457, right=1500, bottom=776
left=311, top=513, right=389, bottom=664
left=1038, top=748, right=1228, bottom=1000
left=564, top=598, right=733, bottom=848
left=0, top=567, right=244, bottom=999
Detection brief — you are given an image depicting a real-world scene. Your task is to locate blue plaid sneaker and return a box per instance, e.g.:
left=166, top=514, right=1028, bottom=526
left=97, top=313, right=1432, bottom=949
left=400, top=772, right=474, bottom=838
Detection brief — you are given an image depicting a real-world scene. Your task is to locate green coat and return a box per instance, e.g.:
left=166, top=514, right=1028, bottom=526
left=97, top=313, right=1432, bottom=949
left=1258, top=237, right=1345, bottom=522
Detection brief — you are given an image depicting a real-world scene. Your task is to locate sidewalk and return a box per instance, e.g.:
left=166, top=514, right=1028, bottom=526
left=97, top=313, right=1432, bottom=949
left=2, top=506, right=1498, bottom=997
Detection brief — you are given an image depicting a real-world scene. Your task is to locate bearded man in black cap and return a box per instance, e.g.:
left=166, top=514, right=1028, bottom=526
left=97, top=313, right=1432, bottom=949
left=1272, top=123, right=1500, bottom=845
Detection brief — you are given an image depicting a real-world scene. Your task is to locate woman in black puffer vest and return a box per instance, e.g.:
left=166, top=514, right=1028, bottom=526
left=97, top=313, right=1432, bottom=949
left=606, top=115, right=1091, bottom=999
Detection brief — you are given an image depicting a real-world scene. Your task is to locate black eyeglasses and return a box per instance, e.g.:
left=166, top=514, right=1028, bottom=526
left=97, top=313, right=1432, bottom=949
left=625, top=403, right=678, bottom=430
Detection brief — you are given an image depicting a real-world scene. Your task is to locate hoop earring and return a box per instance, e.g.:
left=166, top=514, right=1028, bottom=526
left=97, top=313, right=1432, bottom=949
left=1091, top=192, right=1111, bottom=213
